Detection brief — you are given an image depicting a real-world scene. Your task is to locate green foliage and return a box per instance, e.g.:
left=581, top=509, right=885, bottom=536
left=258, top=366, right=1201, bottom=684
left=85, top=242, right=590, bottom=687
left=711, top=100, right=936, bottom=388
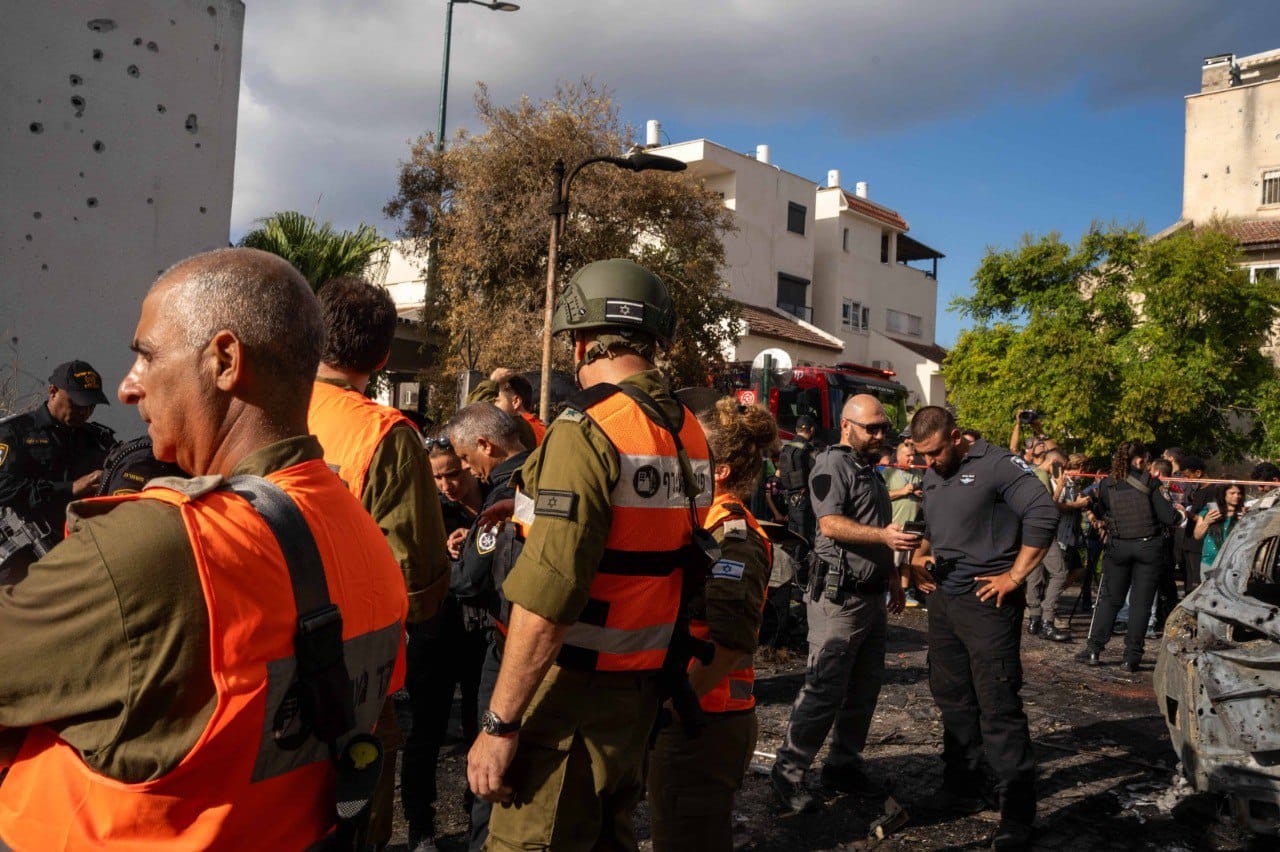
left=238, top=211, right=389, bottom=291
left=384, top=80, right=736, bottom=410
left=944, top=224, right=1280, bottom=460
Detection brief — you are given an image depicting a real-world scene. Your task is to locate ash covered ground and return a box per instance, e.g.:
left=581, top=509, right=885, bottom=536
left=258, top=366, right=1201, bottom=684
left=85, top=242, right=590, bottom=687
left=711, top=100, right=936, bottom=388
left=391, top=589, right=1261, bottom=851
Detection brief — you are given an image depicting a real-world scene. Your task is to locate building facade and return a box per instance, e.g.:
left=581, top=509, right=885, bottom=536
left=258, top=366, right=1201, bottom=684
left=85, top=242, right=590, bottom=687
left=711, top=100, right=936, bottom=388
left=650, top=136, right=947, bottom=406
left=1, top=1, right=245, bottom=432
left=1179, top=48, right=1280, bottom=280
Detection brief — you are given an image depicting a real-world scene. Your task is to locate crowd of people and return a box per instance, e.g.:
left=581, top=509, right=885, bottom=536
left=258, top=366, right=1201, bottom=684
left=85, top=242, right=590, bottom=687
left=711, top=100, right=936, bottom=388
left=0, top=249, right=1275, bottom=852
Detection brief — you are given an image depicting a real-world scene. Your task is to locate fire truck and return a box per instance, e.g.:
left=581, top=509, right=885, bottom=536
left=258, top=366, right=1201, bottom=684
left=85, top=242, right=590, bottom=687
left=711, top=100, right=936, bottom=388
left=726, top=360, right=910, bottom=444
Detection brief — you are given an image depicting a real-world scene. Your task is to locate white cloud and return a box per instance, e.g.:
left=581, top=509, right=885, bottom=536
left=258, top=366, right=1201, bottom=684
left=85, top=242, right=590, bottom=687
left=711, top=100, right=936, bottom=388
left=229, top=0, right=1280, bottom=235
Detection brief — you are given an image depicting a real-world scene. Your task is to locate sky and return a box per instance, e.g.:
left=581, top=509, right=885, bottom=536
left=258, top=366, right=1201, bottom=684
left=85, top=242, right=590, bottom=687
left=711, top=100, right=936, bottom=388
left=230, top=0, right=1280, bottom=347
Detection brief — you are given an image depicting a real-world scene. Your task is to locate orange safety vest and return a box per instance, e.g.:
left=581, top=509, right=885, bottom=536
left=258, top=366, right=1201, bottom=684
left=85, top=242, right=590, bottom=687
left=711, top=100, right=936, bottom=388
left=0, top=459, right=407, bottom=851
left=508, top=384, right=712, bottom=672
left=691, top=495, right=772, bottom=714
left=308, top=379, right=416, bottom=500
left=520, top=410, right=547, bottom=445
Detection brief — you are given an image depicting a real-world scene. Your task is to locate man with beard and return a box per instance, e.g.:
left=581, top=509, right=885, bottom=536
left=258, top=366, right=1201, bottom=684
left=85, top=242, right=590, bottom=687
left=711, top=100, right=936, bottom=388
left=907, top=406, right=1058, bottom=851
left=771, top=395, right=918, bottom=812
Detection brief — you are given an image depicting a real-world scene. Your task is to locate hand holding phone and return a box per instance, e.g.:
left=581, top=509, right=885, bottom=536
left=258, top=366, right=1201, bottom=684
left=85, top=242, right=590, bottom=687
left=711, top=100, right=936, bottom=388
left=903, top=520, right=927, bottom=537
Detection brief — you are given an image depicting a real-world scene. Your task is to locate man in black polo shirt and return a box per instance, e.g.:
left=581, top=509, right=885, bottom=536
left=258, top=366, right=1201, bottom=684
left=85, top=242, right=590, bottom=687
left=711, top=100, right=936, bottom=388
left=0, top=360, right=115, bottom=547
left=771, top=395, right=919, bottom=813
left=907, top=407, right=1058, bottom=852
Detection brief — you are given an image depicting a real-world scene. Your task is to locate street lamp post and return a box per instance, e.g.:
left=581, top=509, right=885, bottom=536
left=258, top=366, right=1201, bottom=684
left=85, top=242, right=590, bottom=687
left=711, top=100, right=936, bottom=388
left=538, top=151, right=688, bottom=420
left=437, top=0, right=519, bottom=152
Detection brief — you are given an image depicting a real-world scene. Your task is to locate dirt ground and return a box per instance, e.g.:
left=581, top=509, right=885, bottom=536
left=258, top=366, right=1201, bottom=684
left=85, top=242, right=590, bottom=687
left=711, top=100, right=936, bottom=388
left=388, top=588, right=1263, bottom=851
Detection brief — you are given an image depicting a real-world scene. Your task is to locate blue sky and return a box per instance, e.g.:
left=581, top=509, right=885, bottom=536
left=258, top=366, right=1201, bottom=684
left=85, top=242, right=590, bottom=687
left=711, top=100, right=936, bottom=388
left=231, top=1, right=1280, bottom=349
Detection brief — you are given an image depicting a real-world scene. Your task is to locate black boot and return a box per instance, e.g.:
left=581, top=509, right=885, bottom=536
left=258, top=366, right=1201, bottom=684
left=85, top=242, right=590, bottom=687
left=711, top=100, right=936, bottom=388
left=1041, top=623, right=1072, bottom=642
left=991, top=819, right=1034, bottom=850
left=1027, top=616, right=1043, bottom=636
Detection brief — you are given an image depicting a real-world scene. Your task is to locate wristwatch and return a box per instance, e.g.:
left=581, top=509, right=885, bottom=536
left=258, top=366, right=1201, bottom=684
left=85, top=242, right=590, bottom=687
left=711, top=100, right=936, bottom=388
left=480, top=709, right=521, bottom=737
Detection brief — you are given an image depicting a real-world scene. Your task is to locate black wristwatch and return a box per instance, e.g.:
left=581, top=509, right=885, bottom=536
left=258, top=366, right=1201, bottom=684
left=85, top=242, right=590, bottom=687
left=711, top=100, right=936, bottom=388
left=480, top=709, right=521, bottom=737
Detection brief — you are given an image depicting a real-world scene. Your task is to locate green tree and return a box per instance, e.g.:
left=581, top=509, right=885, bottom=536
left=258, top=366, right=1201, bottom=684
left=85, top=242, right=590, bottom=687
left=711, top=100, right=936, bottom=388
left=238, top=211, right=389, bottom=291
left=384, top=80, right=736, bottom=412
left=944, top=223, right=1280, bottom=459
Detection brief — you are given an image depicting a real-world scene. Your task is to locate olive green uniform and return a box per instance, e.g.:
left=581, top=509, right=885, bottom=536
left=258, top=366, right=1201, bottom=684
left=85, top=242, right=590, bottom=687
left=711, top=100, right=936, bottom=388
left=0, top=438, right=318, bottom=779
left=487, top=370, right=680, bottom=852
left=313, top=377, right=451, bottom=845
left=648, top=504, right=770, bottom=852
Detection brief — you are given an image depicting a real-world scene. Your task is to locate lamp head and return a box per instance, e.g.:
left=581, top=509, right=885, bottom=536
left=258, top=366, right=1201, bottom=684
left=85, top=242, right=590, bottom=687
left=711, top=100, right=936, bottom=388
left=616, top=152, right=687, bottom=173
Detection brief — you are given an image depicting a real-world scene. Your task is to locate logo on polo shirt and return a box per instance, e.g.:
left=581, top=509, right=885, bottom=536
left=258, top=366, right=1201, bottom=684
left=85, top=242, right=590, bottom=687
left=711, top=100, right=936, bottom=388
left=960, top=473, right=976, bottom=485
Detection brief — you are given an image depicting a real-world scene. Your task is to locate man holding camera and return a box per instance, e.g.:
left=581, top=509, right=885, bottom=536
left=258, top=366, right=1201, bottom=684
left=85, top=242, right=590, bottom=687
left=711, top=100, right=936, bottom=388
left=771, top=395, right=918, bottom=813
left=907, top=407, right=1059, bottom=851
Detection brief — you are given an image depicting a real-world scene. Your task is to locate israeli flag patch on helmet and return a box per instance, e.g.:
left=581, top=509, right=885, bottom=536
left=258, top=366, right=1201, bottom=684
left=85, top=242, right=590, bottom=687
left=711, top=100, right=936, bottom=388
left=604, top=299, right=645, bottom=323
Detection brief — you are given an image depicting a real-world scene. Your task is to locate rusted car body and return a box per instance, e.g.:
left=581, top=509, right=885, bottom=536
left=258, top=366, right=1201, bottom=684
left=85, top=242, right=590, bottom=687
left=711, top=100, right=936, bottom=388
left=1155, top=498, right=1280, bottom=835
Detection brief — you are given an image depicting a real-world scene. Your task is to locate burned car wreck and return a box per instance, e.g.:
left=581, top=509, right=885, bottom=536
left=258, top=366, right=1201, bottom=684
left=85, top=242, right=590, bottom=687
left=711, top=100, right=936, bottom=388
left=1156, top=497, right=1280, bottom=836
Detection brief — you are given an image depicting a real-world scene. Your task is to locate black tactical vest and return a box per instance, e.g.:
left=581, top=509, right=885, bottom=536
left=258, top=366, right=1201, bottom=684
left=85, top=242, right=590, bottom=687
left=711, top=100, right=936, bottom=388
left=1105, top=475, right=1160, bottom=540
left=778, top=440, right=811, bottom=492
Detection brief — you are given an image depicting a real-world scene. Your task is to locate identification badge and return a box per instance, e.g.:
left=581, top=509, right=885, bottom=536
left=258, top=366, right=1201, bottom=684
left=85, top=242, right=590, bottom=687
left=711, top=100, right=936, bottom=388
left=0, top=443, right=7, bottom=467
left=476, top=525, right=498, bottom=554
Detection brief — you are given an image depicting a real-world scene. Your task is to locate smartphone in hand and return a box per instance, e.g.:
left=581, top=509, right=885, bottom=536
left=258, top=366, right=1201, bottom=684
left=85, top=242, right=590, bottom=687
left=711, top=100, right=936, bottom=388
left=903, top=520, right=927, bottom=537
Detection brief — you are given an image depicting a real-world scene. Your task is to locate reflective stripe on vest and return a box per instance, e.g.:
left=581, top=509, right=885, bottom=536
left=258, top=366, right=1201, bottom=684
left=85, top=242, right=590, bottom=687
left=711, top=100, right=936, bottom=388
left=0, top=459, right=408, bottom=851
left=690, top=495, right=772, bottom=714
left=511, top=388, right=711, bottom=673
left=308, top=380, right=415, bottom=500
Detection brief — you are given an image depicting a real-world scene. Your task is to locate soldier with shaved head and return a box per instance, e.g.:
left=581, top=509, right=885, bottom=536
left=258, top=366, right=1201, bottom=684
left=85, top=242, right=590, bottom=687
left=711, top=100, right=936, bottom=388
left=0, top=248, right=408, bottom=850
left=771, top=394, right=920, bottom=813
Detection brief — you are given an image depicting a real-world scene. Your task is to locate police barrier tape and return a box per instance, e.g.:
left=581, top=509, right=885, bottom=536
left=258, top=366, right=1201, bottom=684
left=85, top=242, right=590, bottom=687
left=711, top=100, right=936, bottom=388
left=884, top=463, right=1280, bottom=490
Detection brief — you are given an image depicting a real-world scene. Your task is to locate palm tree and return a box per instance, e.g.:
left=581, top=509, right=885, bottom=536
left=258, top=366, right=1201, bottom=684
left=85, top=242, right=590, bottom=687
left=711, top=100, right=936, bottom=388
left=238, top=211, right=389, bottom=291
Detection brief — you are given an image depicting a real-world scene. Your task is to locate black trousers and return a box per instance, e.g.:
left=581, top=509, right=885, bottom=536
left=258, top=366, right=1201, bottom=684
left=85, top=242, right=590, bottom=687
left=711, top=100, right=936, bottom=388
left=927, top=587, right=1035, bottom=825
left=1153, top=537, right=1180, bottom=629
left=1086, top=537, right=1163, bottom=662
left=469, top=641, right=503, bottom=851
left=399, top=599, right=489, bottom=835
left=1082, top=536, right=1104, bottom=607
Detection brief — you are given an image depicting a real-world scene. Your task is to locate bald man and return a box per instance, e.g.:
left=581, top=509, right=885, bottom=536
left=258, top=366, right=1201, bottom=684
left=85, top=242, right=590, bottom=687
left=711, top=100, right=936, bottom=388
left=0, top=249, right=408, bottom=849
left=771, top=395, right=919, bottom=813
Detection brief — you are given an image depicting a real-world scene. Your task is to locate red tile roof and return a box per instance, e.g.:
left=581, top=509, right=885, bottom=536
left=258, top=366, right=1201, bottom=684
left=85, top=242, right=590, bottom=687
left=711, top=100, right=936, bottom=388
left=842, top=192, right=909, bottom=231
left=887, top=336, right=948, bottom=365
left=1222, top=218, right=1280, bottom=246
left=735, top=302, right=844, bottom=352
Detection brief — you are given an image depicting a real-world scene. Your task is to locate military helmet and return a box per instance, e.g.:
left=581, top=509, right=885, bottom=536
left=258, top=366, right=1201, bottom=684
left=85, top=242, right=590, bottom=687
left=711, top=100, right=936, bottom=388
left=552, top=259, right=677, bottom=346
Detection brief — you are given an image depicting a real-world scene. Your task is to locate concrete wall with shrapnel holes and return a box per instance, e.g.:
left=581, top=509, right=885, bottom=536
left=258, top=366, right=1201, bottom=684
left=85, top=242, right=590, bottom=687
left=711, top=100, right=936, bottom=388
left=1, top=1, right=244, bottom=434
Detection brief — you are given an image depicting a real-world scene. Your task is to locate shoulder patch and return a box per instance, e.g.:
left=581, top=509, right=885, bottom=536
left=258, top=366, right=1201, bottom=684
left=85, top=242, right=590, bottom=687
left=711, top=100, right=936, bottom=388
left=0, top=443, right=7, bottom=467
left=534, top=489, right=577, bottom=519
left=476, top=524, right=499, bottom=554
left=150, top=474, right=226, bottom=499
left=811, top=473, right=833, bottom=502
left=722, top=518, right=749, bottom=540
left=556, top=408, right=585, bottom=424
left=1009, top=456, right=1036, bottom=476
left=710, top=559, right=746, bottom=581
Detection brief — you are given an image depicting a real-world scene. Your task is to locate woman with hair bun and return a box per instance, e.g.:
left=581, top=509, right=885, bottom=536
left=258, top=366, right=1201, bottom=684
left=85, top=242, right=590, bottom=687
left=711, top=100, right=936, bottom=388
left=647, top=398, right=778, bottom=852
left=1077, top=439, right=1180, bottom=672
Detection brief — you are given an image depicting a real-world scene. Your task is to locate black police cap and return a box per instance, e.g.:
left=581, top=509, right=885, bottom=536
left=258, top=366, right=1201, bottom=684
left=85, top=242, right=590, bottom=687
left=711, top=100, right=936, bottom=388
left=49, top=360, right=110, bottom=406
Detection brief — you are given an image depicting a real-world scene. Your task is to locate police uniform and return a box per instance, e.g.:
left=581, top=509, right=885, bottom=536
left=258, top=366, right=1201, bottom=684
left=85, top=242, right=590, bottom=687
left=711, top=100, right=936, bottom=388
left=1083, top=471, right=1180, bottom=664
left=452, top=449, right=530, bottom=852
left=0, top=437, right=407, bottom=849
left=917, top=439, right=1058, bottom=828
left=777, top=431, right=817, bottom=545
left=0, top=361, right=116, bottom=546
left=773, top=443, right=894, bottom=788
left=648, top=494, right=771, bottom=852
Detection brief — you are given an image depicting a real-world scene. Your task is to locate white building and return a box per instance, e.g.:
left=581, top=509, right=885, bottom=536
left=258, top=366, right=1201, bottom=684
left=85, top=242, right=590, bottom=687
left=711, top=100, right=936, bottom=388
left=0, top=1, right=245, bottom=432
left=650, top=136, right=947, bottom=406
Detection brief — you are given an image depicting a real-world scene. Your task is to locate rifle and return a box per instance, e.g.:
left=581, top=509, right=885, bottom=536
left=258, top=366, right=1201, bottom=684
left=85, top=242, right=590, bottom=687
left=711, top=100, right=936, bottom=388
left=653, top=612, right=716, bottom=744
left=0, top=508, right=52, bottom=584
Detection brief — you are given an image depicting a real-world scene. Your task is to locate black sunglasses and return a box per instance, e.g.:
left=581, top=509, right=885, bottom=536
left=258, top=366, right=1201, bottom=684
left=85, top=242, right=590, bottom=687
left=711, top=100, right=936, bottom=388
left=844, top=419, right=892, bottom=435
left=425, top=436, right=453, bottom=451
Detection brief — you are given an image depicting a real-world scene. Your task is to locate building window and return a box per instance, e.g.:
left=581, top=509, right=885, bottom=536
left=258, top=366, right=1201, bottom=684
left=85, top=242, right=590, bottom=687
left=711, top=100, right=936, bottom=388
left=776, top=273, right=811, bottom=320
left=886, top=309, right=923, bottom=337
left=1264, top=171, right=1280, bottom=206
left=842, top=227, right=850, bottom=252
left=1252, top=265, right=1280, bottom=281
left=787, top=202, right=807, bottom=235
left=841, top=298, right=869, bottom=332
left=880, top=232, right=890, bottom=263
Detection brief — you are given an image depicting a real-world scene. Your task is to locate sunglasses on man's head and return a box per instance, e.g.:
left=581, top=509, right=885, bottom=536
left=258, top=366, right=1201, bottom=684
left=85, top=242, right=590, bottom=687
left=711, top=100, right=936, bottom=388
left=426, top=436, right=452, bottom=450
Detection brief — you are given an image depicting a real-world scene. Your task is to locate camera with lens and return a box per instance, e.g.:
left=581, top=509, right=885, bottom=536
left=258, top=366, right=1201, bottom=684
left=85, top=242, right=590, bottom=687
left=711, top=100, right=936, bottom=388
left=1017, top=409, right=1041, bottom=425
